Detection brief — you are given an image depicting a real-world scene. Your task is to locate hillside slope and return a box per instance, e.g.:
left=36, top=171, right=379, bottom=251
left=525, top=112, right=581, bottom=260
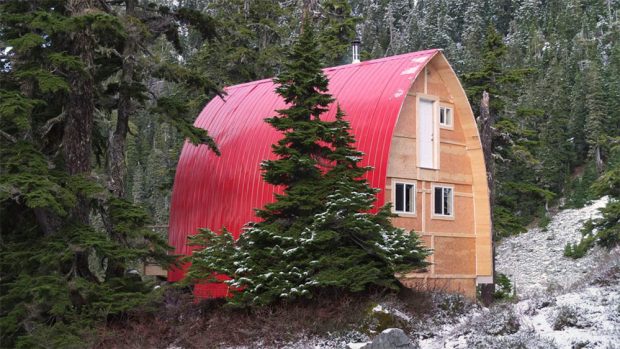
left=496, top=197, right=610, bottom=295
left=418, top=197, right=620, bottom=349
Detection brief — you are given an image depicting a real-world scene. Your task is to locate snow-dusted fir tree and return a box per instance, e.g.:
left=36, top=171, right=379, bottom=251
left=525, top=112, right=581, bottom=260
left=185, top=19, right=429, bottom=306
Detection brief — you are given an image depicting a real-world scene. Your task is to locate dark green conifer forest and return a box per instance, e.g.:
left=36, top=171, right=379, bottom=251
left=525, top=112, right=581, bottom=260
left=123, top=0, right=620, bottom=238
left=1, top=0, right=619, bottom=346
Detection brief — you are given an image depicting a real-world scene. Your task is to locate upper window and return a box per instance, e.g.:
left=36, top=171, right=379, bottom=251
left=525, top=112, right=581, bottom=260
left=433, top=185, right=453, bottom=217
left=439, top=106, right=453, bottom=128
left=394, top=182, right=415, bottom=214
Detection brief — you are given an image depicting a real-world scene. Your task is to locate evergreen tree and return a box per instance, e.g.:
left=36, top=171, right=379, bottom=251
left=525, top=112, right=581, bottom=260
left=349, top=0, right=414, bottom=58
left=462, top=24, right=538, bottom=303
left=459, top=0, right=488, bottom=71
left=509, top=0, right=545, bottom=61
left=1, top=0, right=619, bottom=337
left=536, top=61, right=573, bottom=193
left=462, top=25, right=545, bottom=236
left=584, top=60, right=608, bottom=173
left=0, top=0, right=219, bottom=345
left=564, top=143, right=620, bottom=258
left=316, top=0, right=359, bottom=66
left=185, top=20, right=429, bottom=306
left=413, top=0, right=456, bottom=55
left=607, top=41, right=620, bottom=138
left=568, top=61, right=590, bottom=163
left=189, top=0, right=292, bottom=86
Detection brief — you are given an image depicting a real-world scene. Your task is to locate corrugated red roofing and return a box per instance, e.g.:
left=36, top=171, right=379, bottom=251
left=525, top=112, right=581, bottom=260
left=168, top=49, right=440, bottom=293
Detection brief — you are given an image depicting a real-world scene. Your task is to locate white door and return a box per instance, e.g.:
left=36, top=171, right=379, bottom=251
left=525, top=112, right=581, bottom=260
left=418, top=98, right=435, bottom=168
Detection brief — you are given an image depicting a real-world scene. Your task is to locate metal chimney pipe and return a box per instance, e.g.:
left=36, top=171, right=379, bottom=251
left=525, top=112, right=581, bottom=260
left=352, top=38, right=361, bottom=63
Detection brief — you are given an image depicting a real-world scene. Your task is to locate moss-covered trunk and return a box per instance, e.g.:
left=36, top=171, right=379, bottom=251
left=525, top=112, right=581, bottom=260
left=63, top=0, right=98, bottom=281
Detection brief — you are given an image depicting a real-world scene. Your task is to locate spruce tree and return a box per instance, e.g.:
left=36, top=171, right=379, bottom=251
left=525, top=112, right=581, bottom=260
left=186, top=20, right=429, bottom=306
left=564, top=145, right=620, bottom=257
left=299, top=108, right=430, bottom=292
left=584, top=60, right=608, bottom=174
left=316, top=0, right=358, bottom=66
left=464, top=26, right=529, bottom=223
left=462, top=24, right=538, bottom=303
left=0, top=0, right=219, bottom=345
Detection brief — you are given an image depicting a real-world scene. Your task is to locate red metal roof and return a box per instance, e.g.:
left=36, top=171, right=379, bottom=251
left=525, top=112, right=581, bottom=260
left=168, top=49, right=440, bottom=290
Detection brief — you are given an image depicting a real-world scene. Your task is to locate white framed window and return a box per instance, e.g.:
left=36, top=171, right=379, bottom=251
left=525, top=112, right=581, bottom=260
left=439, top=105, right=453, bottom=128
left=432, top=185, right=454, bottom=217
left=393, top=181, right=416, bottom=215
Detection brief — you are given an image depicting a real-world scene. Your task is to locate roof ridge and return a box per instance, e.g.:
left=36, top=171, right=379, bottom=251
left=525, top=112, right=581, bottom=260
left=224, top=49, right=440, bottom=91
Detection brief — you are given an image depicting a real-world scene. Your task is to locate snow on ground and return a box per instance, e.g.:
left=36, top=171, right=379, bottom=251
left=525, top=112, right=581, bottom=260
left=518, top=283, right=620, bottom=348
left=418, top=264, right=620, bottom=348
left=496, top=196, right=610, bottom=295
left=418, top=197, right=620, bottom=349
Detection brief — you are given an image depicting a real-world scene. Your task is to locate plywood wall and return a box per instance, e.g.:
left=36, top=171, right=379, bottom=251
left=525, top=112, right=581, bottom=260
left=387, top=54, right=492, bottom=297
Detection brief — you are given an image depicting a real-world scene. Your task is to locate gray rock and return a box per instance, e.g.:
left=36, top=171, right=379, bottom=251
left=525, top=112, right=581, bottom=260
left=360, top=328, right=418, bottom=349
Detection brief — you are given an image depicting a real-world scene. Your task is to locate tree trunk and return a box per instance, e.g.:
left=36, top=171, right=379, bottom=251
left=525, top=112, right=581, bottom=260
left=595, top=146, right=604, bottom=174
left=478, top=90, right=495, bottom=305
left=64, top=0, right=98, bottom=281
left=105, top=0, right=140, bottom=278
left=107, top=0, right=138, bottom=198
left=64, top=1, right=95, bottom=175
left=479, top=91, right=495, bottom=210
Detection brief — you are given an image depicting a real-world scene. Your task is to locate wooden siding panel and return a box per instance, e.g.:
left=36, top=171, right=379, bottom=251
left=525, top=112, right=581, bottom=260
left=387, top=137, right=417, bottom=178
left=387, top=53, right=492, bottom=298
left=426, top=194, right=475, bottom=234
left=400, top=277, right=476, bottom=299
left=433, top=237, right=476, bottom=275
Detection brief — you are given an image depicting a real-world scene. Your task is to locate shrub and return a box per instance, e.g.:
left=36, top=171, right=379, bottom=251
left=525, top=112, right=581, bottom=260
left=475, top=307, right=521, bottom=336
left=564, top=238, right=593, bottom=259
left=539, top=213, right=552, bottom=232
left=493, top=273, right=515, bottom=300
left=564, top=200, right=619, bottom=259
left=566, top=146, right=620, bottom=257
left=360, top=304, right=411, bottom=335
left=523, top=294, right=556, bottom=316
left=552, top=305, right=590, bottom=330
left=468, top=329, right=559, bottom=349
left=436, top=294, right=468, bottom=317
left=564, top=162, right=599, bottom=209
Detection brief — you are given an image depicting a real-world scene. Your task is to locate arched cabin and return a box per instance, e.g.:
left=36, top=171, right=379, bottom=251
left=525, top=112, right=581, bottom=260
left=167, top=49, right=492, bottom=298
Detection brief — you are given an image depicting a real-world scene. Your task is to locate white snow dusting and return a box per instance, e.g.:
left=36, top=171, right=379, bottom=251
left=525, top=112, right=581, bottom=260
left=400, top=67, right=420, bottom=75
left=496, top=196, right=609, bottom=295
left=419, top=197, right=620, bottom=349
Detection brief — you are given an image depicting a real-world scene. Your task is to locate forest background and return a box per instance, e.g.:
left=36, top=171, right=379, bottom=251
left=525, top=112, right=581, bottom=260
left=1, top=0, right=619, bottom=347
left=128, top=0, right=620, bottom=236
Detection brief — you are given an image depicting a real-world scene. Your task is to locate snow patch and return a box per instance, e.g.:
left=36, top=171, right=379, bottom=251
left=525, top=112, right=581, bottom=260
left=410, top=56, right=428, bottom=63
left=400, top=67, right=420, bottom=75
left=419, top=197, right=620, bottom=349
left=496, top=196, right=609, bottom=295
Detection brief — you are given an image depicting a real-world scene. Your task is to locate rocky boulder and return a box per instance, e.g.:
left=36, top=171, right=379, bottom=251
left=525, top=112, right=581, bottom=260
left=348, top=328, right=418, bottom=349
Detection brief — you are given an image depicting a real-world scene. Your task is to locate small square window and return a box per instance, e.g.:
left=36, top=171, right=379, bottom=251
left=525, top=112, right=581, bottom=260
left=394, top=182, right=415, bottom=214
left=439, top=106, right=453, bottom=128
left=433, top=186, right=453, bottom=216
